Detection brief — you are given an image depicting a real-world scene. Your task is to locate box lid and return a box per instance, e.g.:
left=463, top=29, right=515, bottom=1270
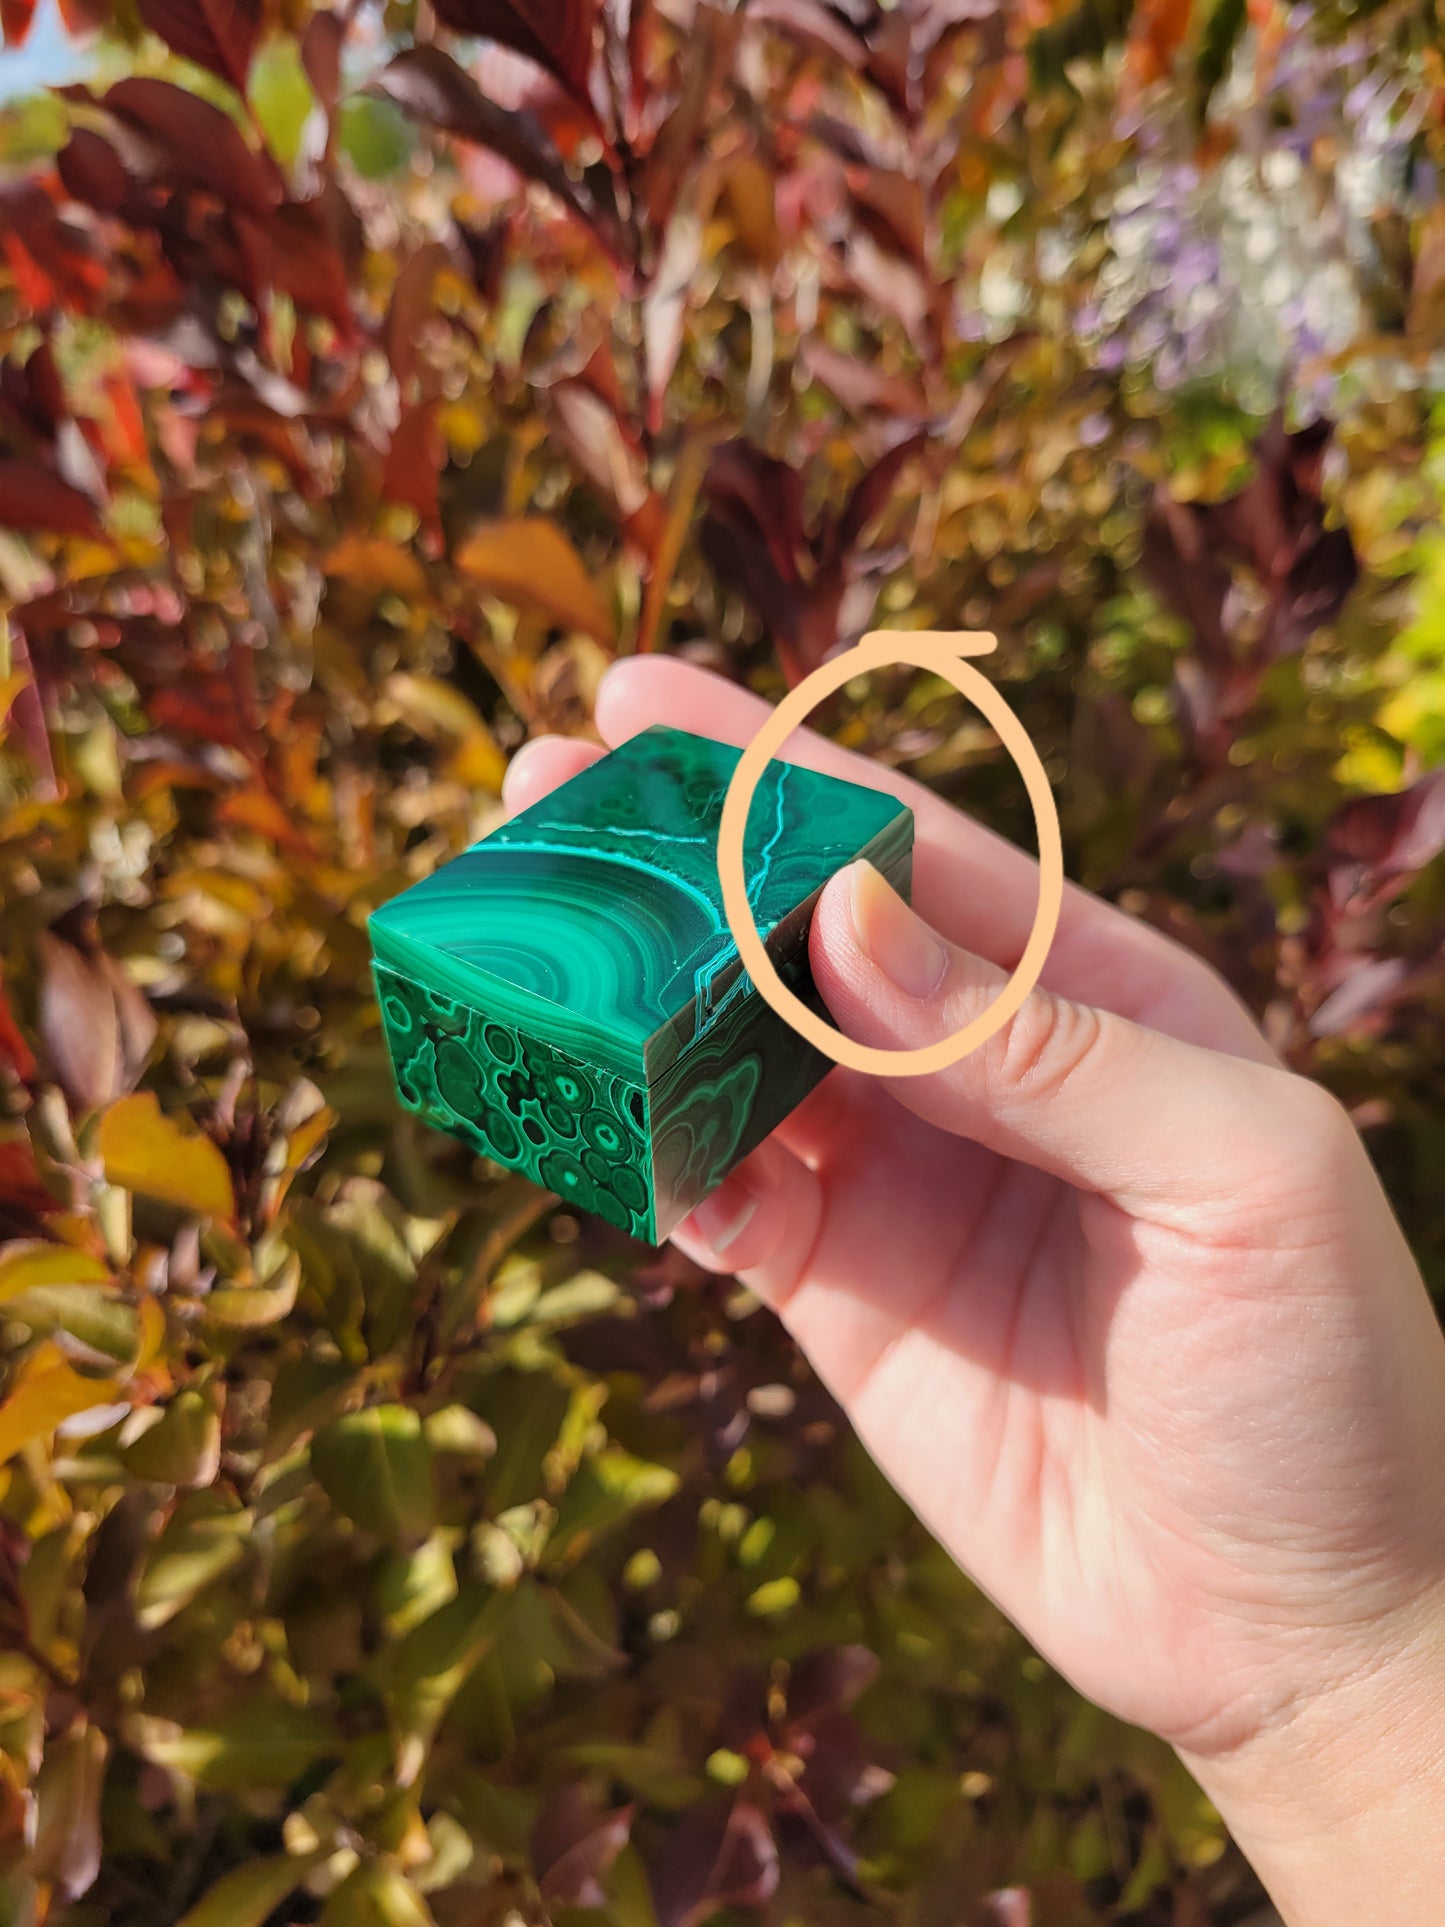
left=368, top=725, right=913, bottom=1084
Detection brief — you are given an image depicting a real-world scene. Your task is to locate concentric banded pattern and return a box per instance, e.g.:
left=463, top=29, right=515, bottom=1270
left=370, top=726, right=914, bottom=1241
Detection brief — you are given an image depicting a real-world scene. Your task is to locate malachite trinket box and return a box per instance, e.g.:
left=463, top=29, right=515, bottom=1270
left=368, top=725, right=914, bottom=1243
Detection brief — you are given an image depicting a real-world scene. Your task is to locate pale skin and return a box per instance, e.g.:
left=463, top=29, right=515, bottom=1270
left=505, top=655, right=1445, bottom=1922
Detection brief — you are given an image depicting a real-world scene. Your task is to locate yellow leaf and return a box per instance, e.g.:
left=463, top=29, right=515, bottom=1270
left=323, top=534, right=430, bottom=598
left=385, top=674, right=507, bottom=792
left=203, top=1252, right=300, bottom=1329
left=98, top=1093, right=236, bottom=1222
left=0, top=1244, right=111, bottom=1304
left=638, top=428, right=717, bottom=653
left=0, top=671, right=28, bottom=736
left=385, top=673, right=485, bottom=742
left=134, top=1294, right=168, bottom=1371
left=0, top=1343, right=122, bottom=1465
left=455, top=518, right=614, bottom=646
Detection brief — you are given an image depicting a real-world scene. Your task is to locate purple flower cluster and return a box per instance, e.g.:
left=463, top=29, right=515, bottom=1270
left=1077, top=8, right=1431, bottom=400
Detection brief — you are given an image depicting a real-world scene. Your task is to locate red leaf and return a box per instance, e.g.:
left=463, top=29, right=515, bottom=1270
left=1328, top=770, right=1445, bottom=880
left=1, top=0, right=37, bottom=47
left=703, top=440, right=808, bottom=588
left=830, top=425, right=926, bottom=560
left=136, top=0, right=263, bottom=93
left=37, top=934, right=120, bottom=1115
left=382, top=401, right=445, bottom=527
left=0, top=458, right=102, bottom=537
left=1144, top=415, right=1359, bottom=664
left=57, top=128, right=130, bottom=214
left=0, top=182, right=108, bottom=309
left=387, top=242, right=452, bottom=393
left=532, top=1788, right=634, bottom=1909
left=301, top=8, right=345, bottom=111
left=785, top=1645, right=881, bottom=1727
left=370, top=47, right=620, bottom=257
left=101, top=78, right=284, bottom=216
left=1, top=628, right=57, bottom=798
left=57, top=0, right=114, bottom=29
left=651, top=1799, right=779, bottom=1927
left=431, top=0, right=600, bottom=109
left=0, top=971, right=38, bottom=1086
left=36, top=934, right=156, bottom=1115
left=0, top=1139, right=60, bottom=1228
left=235, top=197, right=356, bottom=335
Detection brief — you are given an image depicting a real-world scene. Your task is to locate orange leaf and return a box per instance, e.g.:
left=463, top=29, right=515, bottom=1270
left=0, top=1343, right=122, bottom=1465
left=456, top=517, right=615, bottom=645
left=1127, top=0, right=1194, bottom=87
left=322, top=533, right=430, bottom=598
left=216, top=785, right=316, bottom=857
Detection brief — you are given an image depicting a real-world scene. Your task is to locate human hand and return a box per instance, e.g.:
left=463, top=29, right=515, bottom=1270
left=507, top=656, right=1445, bottom=1922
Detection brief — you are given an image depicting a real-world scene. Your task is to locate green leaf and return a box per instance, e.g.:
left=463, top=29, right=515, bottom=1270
left=139, top=1699, right=333, bottom=1792
left=265, top=1354, right=358, bottom=1461
left=320, top=1862, right=435, bottom=1927
left=202, top=1250, right=300, bottom=1328
left=179, top=1852, right=323, bottom=1927
left=377, top=1534, right=457, bottom=1637
left=135, top=1503, right=251, bottom=1632
left=311, top=1404, right=436, bottom=1547
left=4, top=1284, right=139, bottom=1364
left=122, top=1389, right=221, bottom=1489
left=477, top=1373, right=569, bottom=1514
left=385, top=1584, right=511, bottom=1779
left=249, top=37, right=319, bottom=172
left=30, top=1721, right=106, bottom=1904
left=545, top=1448, right=681, bottom=1567
left=339, top=95, right=412, bottom=179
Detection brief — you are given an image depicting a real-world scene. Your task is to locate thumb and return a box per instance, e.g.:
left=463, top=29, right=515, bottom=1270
left=810, top=861, right=1331, bottom=1225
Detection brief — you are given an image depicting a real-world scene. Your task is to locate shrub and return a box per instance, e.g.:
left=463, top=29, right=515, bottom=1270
left=0, top=1, right=1442, bottom=1922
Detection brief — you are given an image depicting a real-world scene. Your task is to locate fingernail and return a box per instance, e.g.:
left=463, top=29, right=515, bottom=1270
left=849, top=861, right=948, bottom=999
left=682, top=1172, right=758, bottom=1254
left=505, top=737, right=550, bottom=786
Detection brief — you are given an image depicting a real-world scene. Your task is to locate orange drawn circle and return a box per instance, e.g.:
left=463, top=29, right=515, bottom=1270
left=716, top=630, right=1064, bottom=1078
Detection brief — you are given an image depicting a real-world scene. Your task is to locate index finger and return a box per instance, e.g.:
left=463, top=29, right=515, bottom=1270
left=595, top=656, right=1276, bottom=1064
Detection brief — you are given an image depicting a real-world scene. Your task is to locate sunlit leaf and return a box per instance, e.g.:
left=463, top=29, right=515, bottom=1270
left=456, top=517, right=614, bottom=644
left=134, top=1502, right=251, bottom=1630
left=98, top=1092, right=236, bottom=1222
left=0, top=1244, right=111, bottom=1302
left=0, top=1344, right=122, bottom=1465
left=179, top=1850, right=324, bottom=1927
left=138, top=1699, right=333, bottom=1791
left=122, top=1389, right=220, bottom=1488
left=311, top=1405, right=436, bottom=1548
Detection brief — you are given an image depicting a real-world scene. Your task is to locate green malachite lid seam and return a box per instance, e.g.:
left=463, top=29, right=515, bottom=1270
left=368, top=725, right=913, bottom=1085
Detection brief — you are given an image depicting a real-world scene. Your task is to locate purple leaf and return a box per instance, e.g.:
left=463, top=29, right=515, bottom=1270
left=369, top=47, right=621, bottom=258
left=532, top=1787, right=634, bottom=1907
left=431, top=0, right=601, bottom=109
left=651, top=1799, right=780, bottom=1927
left=135, top=0, right=263, bottom=94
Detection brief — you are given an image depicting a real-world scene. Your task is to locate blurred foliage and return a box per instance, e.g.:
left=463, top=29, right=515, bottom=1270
left=0, top=0, right=1444, bottom=1922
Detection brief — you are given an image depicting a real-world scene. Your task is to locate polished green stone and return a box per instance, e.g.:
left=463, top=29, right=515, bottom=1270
left=369, top=725, right=913, bottom=1241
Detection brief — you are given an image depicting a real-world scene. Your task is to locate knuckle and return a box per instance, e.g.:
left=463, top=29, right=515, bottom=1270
left=987, top=990, right=1105, bottom=1108
left=1276, top=1070, right=1356, bottom=1160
